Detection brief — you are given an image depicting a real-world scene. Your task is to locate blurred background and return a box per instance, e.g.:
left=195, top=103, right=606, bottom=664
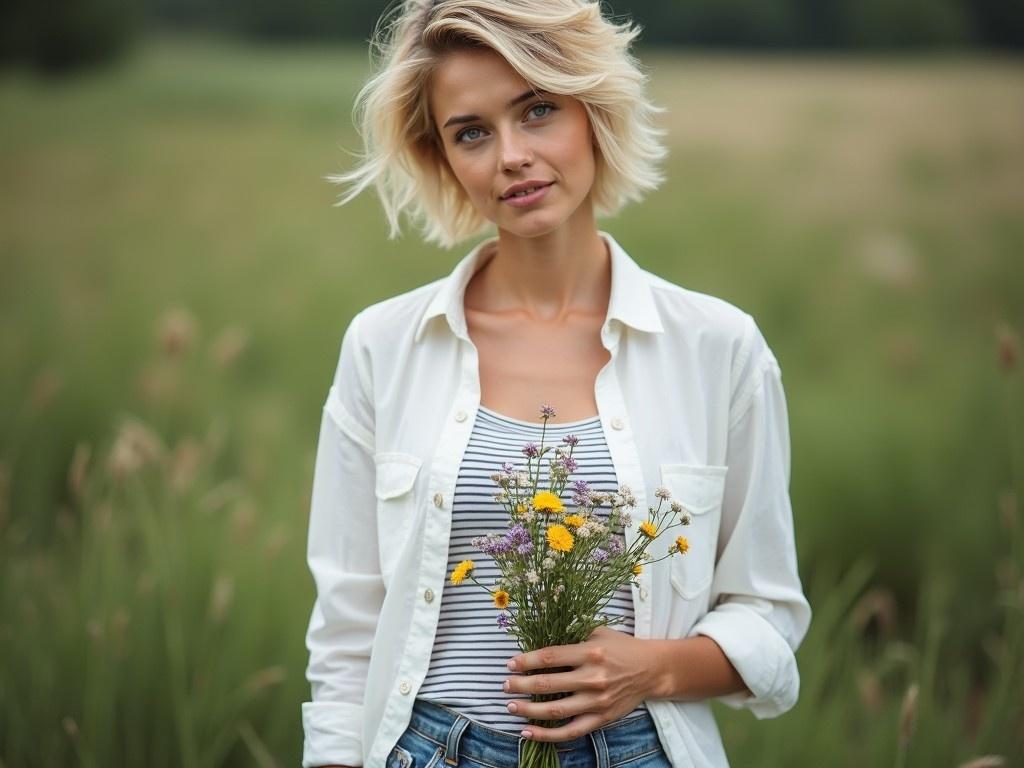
left=1, top=0, right=1022, bottom=766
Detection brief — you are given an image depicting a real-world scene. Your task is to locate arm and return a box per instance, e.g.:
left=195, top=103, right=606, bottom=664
left=643, top=635, right=751, bottom=701
left=673, top=316, right=812, bottom=717
left=302, top=311, right=383, bottom=768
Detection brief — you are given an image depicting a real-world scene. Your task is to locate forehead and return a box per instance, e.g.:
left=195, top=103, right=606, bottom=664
left=429, top=48, right=533, bottom=119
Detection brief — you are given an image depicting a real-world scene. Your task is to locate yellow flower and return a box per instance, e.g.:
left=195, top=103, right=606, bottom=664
left=546, top=524, right=574, bottom=552
left=450, top=559, right=475, bottom=585
left=493, top=589, right=510, bottom=609
left=639, top=520, right=657, bottom=538
left=632, top=564, right=643, bottom=575
left=515, top=503, right=527, bottom=515
left=563, top=514, right=585, bottom=528
left=675, top=536, right=689, bottom=554
left=532, top=491, right=564, bottom=513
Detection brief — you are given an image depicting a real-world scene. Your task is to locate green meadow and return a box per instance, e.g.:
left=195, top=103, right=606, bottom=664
left=1, top=35, right=1022, bottom=767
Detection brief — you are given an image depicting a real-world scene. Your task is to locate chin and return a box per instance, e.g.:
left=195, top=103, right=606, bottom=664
left=495, top=210, right=566, bottom=239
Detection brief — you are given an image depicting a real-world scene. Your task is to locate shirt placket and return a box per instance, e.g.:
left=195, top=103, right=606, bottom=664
left=595, top=325, right=652, bottom=640
left=370, top=333, right=480, bottom=766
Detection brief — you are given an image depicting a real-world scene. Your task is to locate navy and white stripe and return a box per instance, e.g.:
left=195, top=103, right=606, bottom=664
left=418, top=405, right=648, bottom=731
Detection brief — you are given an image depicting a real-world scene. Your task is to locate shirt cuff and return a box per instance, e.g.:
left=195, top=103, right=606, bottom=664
left=301, top=701, right=364, bottom=767
left=690, top=603, right=800, bottom=719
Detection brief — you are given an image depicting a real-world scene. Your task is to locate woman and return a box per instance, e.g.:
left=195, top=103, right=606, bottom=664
left=302, top=1, right=811, bottom=766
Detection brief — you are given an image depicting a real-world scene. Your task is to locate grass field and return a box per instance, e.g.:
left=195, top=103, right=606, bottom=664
left=1, top=34, right=1022, bottom=767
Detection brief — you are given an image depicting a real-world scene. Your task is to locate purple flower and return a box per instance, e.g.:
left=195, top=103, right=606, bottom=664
left=497, top=613, right=512, bottom=631
left=490, top=537, right=513, bottom=555
left=562, top=434, right=580, bottom=447
left=508, top=524, right=531, bottom=545
left=571, top=479, right=591, bottom=508
left=560, top=456, right=578, bottom=473
left=592, top=548, right=609, bottom=563
left=516, top=541, right=534, bottom=555
left=540, top=404, right=556, bottom=420
left=609, top=537, right=624, bottom=555
left=501, top=462, right=515, bottom=475
left=522, top=442, right=539, bottom=459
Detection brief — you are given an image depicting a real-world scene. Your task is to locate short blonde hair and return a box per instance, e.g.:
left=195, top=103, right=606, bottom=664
left=326, top=0, right=668, bottom=249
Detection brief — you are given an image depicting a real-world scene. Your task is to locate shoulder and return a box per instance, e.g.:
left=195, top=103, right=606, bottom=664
left=643, top=269, right=758, bottom=358
left=343, top=277, right=444, bottom=350
left=640, top=267, right=780, bottom=412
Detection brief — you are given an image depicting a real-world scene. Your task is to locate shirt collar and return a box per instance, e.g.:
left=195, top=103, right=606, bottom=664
left=413, top=230, right=665, bottom=344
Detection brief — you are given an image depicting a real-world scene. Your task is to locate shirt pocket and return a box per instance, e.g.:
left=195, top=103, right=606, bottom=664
left=659, top=463, right=728, bottom=600
left=374, top=452, right=423, bottom=587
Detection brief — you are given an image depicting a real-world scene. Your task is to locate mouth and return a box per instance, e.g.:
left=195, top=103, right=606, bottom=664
left=500, top=182, right=554, bottom=208
left=500, top=182, right=554, bottom=201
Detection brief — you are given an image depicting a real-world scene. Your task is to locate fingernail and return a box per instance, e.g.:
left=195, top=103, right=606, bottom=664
left=503, top=679, right=510, bottom=692
left=521, top=729, right=532, bottom=739
left=507, top=702, right=518, bottom=713
left=507, top=659, right=517, bottom=671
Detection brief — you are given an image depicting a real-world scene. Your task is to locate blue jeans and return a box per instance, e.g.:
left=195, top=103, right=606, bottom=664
left=387, top=698, right=672, bottom=768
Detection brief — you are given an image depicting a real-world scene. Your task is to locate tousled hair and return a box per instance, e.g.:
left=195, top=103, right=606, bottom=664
left=326, top=0, right=669, bottom=248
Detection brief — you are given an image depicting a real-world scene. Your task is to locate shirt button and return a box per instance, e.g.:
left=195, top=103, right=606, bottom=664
left=639, top=587, right=649, bottom=600
left=455, top=410, right=467, bottom=422
left=611, top=417, right=624, bottom=430
left=433, top=492, right=444, bottom=508
left=399, top=680, right=411, bottom=695
left=424, top=588, right=435, bottom=603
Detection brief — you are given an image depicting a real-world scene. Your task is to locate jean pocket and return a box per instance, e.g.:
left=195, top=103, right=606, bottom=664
left=386, top=744, right=414, bottom=768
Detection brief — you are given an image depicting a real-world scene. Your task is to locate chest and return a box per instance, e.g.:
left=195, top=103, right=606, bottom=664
left=466, top=310, right=611, bottom=422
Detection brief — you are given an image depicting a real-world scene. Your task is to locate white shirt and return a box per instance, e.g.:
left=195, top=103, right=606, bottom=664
left=301, top=230, right=812, bottom=768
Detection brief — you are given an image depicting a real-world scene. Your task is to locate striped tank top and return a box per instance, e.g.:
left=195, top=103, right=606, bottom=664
left=417, top=405, right=648, bottom=731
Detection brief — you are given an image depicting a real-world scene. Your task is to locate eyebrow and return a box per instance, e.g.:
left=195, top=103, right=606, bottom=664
left=442, top=89, right=547, bottom=129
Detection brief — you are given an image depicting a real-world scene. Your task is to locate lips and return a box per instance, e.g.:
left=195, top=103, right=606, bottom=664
left=500, top=181, right=553, bottom=200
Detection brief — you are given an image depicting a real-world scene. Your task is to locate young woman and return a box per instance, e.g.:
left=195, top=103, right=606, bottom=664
left=301, top=2, right=811, bottom=766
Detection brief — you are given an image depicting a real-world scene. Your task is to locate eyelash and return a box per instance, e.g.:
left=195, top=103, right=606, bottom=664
left=454, top=102, right=557, bottom=145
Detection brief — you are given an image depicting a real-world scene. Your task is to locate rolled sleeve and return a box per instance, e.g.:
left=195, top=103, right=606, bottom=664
left=691, top=317, right=812, bottom=719
left=302, top=311, right=383, bottom=767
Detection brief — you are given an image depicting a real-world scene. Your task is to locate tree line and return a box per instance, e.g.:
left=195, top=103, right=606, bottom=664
left=3, top=0, right=1021, bottom=74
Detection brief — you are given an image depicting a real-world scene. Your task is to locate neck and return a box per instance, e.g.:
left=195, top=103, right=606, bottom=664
left=474, top=207, right=610, bottom=323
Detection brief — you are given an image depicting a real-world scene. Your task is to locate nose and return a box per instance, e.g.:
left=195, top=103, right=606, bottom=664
left=498, top=128, right=532, bottom=172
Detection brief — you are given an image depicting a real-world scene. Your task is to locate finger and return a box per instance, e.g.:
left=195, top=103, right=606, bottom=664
left=505, top=666, right=590, bottom=696
left=508, top=642, right=589, bottom=673
left=521, top=712, right=606, bottom=743
left=506, top=692, right=601, bottom=722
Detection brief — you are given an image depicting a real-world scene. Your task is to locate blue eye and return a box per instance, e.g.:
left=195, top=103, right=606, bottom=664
left=453, top=102, right=557, bottom=145
left=455, top=127, right=484, bottom=144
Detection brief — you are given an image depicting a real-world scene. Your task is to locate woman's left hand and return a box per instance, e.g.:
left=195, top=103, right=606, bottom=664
left=503, top=626, right=659, bottom=742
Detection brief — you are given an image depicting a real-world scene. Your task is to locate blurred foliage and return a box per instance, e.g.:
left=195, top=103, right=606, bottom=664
left=0, top=0, right=141, bottom=73
left=1, top=36, right=1023, bottom=766
left=2, top=0, right=1024, bottom=75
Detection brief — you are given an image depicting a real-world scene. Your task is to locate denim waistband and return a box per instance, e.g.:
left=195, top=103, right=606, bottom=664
left=404, top=697, right=663, bottom=768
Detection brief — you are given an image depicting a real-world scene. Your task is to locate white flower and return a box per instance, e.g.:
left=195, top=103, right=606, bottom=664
left=542, top=557, right=556, bottom=570
left=654, top=486, right=671, bottom=500
left=680, top=513, right=692, bottom=526
left=670, top=501, right=683, bottom=513
left=526, top=570, right=540, bottom=585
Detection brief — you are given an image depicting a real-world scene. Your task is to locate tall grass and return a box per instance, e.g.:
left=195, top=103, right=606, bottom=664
left=1, top=35, right=1022, bottom=766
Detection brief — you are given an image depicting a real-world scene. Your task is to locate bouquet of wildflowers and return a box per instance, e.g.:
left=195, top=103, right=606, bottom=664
left=448, top=405, right=693, bottom=768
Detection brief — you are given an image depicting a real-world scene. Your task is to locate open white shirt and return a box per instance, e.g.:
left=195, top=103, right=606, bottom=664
left=302, top=230, right=812, bottom=768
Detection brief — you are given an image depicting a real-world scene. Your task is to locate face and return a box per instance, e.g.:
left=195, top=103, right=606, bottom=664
left=428, top=47, right=597, bottom=238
